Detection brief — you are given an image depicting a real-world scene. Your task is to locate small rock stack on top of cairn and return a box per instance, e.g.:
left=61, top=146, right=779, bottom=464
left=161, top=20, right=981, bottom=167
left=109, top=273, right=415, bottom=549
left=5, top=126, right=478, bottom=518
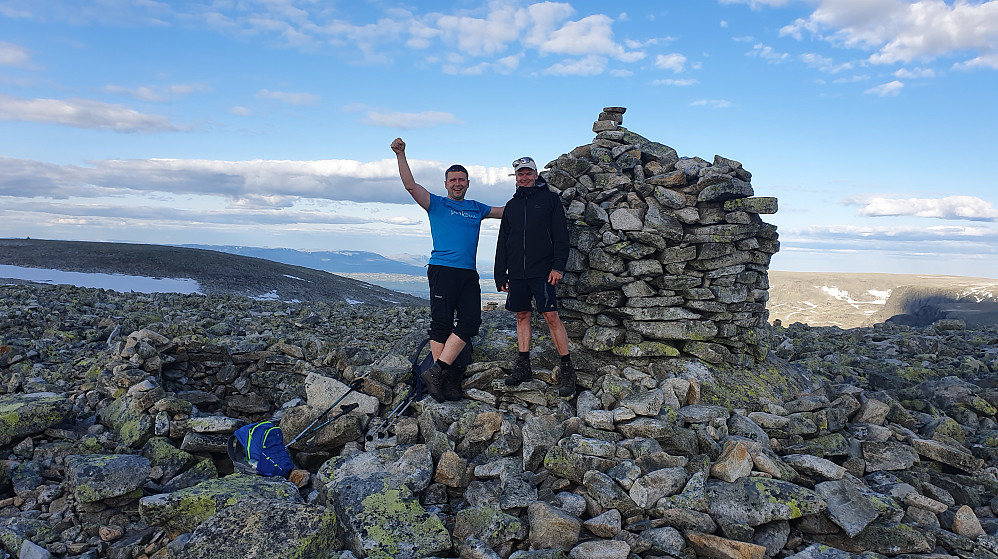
left=541, top=107, right=779, bottom=366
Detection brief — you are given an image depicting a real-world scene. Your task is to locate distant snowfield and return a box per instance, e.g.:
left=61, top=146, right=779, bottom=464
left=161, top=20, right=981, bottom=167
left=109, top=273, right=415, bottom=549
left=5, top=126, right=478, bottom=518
left=817, top=285, right=891, bottom=314
left=0, top=264, right=202, bottom=295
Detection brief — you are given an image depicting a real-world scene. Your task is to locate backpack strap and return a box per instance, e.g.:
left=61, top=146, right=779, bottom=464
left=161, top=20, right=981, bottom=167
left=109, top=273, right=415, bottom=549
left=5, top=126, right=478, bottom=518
left=261, top=424, right=281, bottom=449
left=245, top=421, right=274, bottom=461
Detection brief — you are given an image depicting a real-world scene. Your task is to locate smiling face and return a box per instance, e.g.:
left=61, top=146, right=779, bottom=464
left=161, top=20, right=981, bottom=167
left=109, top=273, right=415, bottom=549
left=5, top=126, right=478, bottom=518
left=445, top=170, right=469, bottom=201
left=515, top=167, right=537, bottom=188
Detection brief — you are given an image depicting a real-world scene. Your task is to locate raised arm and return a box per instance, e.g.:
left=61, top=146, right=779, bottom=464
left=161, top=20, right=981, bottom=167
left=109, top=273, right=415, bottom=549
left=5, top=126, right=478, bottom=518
left=486, top=205, right=504, bottom=219
left=391, top=138, right=431, bottom=210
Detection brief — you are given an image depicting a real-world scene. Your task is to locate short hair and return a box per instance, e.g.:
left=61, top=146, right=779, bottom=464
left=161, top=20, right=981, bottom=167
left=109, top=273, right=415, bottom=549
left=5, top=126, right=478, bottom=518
left=445, top=164, right=469, bottom=179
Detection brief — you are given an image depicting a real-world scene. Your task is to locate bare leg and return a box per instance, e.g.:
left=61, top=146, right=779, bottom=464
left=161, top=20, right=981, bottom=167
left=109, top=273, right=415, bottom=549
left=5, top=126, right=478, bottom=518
left=516, top=311, right=532, bottom=352
left=542, top=310, right=570, bottom=356
left=437, top=333, right=466, bottom=365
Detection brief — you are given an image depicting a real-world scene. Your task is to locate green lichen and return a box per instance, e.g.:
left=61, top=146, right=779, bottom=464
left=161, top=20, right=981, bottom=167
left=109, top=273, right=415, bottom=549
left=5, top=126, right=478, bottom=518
left=74, top=483, right=103, bottom=503
left=287, top=509, right=340, bottom=559
left=966, top=395, right=998, bottom=416
left=359, top=484, right=448, bottom=558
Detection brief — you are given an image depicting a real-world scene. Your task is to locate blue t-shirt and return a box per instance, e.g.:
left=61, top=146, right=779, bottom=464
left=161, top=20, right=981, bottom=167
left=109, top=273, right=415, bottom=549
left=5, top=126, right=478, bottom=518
left=426, top=193, right=492, bottom=270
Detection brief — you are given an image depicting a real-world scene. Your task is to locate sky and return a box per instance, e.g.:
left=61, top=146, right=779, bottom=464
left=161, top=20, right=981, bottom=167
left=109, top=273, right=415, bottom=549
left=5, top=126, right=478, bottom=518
left=1, top=0, right=997, bottom=279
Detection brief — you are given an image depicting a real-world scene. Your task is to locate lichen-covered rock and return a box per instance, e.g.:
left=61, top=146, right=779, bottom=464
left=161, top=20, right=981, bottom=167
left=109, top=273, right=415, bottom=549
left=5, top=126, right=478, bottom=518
left=97, top=394, right=155, bottom=448
left=705, top=477, right=827, bottom=526
left=138, top=473, right=301, bottom=534
left=527, top=501, right=581, bottom=551
left=0, top=392, right=73, bottom=446
left=65, top=453, right=151, bottom=503
left=453, top=505, right=526, bottom=549
left=330, top=472, right=451, bottom=559
left=180, top=499, right=339, bottom=559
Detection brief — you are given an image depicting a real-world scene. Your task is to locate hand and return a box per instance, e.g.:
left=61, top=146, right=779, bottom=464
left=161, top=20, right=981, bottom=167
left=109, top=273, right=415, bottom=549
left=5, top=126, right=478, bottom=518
left=548, top=270, right=563, bottom=285
left=499, top=282, right=509, bottom=293
left=391, top=138, right=406, bottom=154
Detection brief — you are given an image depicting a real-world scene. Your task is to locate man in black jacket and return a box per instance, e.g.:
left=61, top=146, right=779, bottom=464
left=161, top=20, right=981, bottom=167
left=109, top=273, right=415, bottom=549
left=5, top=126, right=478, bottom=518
left=494, top=156, right=576, bottom=396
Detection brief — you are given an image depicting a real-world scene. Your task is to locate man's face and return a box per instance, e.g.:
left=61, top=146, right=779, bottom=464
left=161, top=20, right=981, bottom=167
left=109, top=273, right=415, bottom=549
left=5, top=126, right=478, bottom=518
left=445, top=170, right=469, bottom=200
left=516, top=168, right=537, bottom=188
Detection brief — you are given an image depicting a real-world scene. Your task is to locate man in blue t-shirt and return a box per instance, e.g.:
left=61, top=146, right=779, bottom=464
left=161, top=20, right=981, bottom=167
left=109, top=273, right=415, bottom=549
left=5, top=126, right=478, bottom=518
left=392, top=138, right=503, bottom=402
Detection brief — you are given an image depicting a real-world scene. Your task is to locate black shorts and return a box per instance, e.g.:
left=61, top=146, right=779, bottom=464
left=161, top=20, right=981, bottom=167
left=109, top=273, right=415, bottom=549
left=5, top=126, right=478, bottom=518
left=505, top=277, right=558, bottom=313
left=427, top=264, right=481, bottom=344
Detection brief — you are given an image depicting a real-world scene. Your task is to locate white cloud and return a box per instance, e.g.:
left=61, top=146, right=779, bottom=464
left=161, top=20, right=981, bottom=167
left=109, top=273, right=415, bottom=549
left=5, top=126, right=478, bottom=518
left=850, top=195, right=998, bottom=221
left=778, top=0, right=998, bottom=67
left=0, top=95, right=185, bottom=132
left=690, top=99, right=733, bottom=108
left=800, top=52, right=855, bottom=73
left=538, top=14, right=640, bottom=60
left=786, top=223, right=998, bottom=245
left=747, top=42, right=789, bottom=62
left=230, top=106, right=251, bottom=116
left=832, top=74, right=870, bottom=83
left=864, top=80, right=903, bottom=96
left=654, top=53, right=686, bottom=72
left=0, top=155, right=513, bottom=207
left=0, top=42, right=30, bottom=66
left=954, top=52, right=998, bottom=70
left=405, top=18, right=442, bottom=49
left=521, top=2, right=579, bottom=49
left=7, top=3, right=645, bottom=76
left=436, top=7, right=522, bottom=56
left=720, top=0, right=793, bottom=7
left=362, top=110, right=461, bottom=129
left=255, top=89, right=321, bottom=106
left=0, top=198, right=422, bottom=228
left=894, top=66, right=935, bottom=78
left=103, top=82, right=211, bottom=102
left=544, top=55, right=607, bottom=76
left=452, top=54, right=522, bottom=75
left=653, top=78, right=698, bottom=86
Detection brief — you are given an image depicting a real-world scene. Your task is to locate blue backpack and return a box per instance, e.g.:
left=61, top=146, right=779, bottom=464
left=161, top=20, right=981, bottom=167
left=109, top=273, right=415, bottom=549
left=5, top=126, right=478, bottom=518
left=230, top=420, right=295, bottom=477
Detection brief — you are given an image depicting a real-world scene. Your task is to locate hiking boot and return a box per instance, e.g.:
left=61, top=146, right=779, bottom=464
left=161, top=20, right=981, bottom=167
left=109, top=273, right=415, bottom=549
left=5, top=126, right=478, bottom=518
left=557, top=361, right=577, bottom=397
left=420, top=362, right=446, bottom=403
left=505, top=356, right=532, bottom=386
left=442, top=367, right=464, bottom=401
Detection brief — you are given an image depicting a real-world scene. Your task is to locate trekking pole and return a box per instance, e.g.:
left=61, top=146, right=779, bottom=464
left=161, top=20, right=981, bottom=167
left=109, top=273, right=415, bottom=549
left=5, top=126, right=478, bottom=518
left=286, top=378, right=364, bottom=447
left=372, top=396, right=416, bottom=440
left=365, top=388, right=413, bottom=442
left=296, top=402, right=360, bottom=446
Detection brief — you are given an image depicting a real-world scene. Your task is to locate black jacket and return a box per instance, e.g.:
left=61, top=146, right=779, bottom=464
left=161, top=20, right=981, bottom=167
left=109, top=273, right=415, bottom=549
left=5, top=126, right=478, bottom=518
left=494, top=177, right=569, bottom=288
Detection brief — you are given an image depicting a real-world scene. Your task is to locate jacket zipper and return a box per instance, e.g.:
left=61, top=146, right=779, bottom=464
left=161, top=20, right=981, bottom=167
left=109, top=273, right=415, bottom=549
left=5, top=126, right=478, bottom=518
left=521, top=196, right=527, bottom=274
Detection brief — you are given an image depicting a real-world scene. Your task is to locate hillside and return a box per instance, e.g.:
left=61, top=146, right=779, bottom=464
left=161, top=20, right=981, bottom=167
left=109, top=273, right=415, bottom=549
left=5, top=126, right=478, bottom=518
left=0, top=238, right=426, bottom=306
left=6, top=238, right=998, bottom=328
left=767, top=270, right=998, bottom=328
left=179, top=244, right=429, bottom=276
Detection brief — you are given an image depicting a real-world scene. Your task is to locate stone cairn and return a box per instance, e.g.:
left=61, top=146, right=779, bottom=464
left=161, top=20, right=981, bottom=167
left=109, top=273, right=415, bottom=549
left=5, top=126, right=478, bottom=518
left=542, top=107, right=779, bottom=367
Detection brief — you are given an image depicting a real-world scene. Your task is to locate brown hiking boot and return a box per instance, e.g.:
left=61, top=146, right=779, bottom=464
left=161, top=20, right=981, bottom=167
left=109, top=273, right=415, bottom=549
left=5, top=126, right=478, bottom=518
left=442, top=367, right=464, bottom=401
left=505, top=356, right=532, bottom=386
left=557, top=361, right=577, bottom=397
left=420, top=362, right=445, bottom=402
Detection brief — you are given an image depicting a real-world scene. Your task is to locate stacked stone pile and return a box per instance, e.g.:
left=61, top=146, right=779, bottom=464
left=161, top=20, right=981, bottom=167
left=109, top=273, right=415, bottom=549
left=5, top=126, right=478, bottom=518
left=5, top=284, right=998, bottom=559
left=543, top=107, right=779, bottom=367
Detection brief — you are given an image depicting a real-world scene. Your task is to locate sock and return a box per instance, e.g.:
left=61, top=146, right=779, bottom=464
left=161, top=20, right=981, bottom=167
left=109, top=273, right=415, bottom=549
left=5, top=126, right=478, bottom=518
left=437, top=359, right=451, bottom=371
left=518, top=351, right=530, bottom=361
left=560, top=354, right=572, bottom=366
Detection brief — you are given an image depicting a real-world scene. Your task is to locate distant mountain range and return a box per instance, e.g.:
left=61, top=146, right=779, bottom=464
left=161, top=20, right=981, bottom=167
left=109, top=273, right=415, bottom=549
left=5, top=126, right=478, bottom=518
left=0, top=238, right=427, bottom=306
left=180, top=245, right=429, bottom=276
left=5, top=239, right=997, bottom=328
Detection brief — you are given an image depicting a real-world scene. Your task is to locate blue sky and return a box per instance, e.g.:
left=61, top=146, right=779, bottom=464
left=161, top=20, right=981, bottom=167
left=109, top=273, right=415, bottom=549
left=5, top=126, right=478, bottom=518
left=1, top=0, right=997, bottom=278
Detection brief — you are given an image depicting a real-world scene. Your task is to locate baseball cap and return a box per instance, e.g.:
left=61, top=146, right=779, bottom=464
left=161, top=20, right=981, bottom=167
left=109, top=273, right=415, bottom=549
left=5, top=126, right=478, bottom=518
left=512, top=156, right=537, bottom=172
